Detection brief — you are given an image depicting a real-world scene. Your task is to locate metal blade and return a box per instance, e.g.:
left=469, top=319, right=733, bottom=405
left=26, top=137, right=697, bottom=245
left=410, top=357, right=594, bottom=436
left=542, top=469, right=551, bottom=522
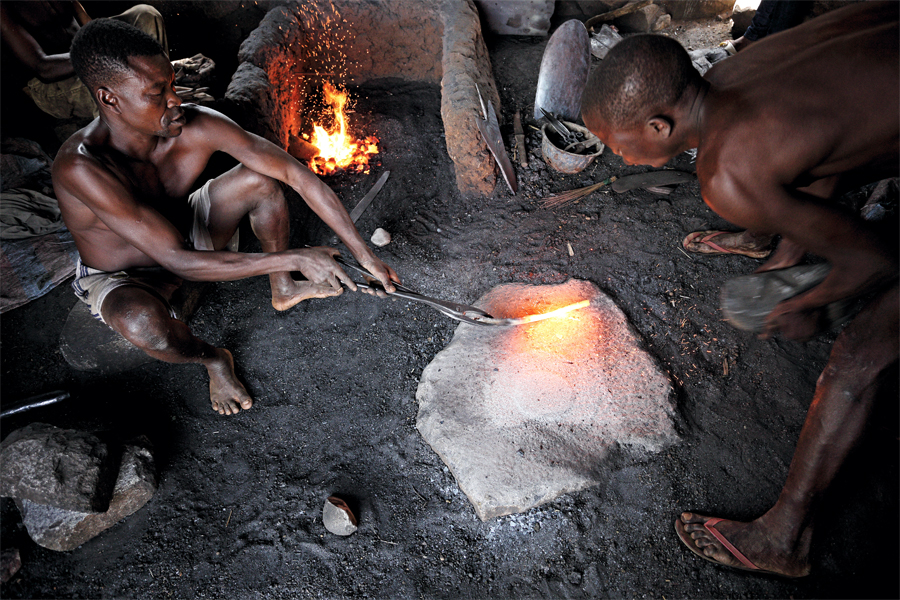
left=350, top=170, right=390, bottom=223
left=474, top=89, right=517, bottom=194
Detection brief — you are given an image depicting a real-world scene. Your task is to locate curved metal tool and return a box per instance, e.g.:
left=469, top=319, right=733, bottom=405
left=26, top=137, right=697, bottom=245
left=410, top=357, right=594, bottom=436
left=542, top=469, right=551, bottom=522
left=541, top=108, right=579, bottom=145
left=475, top=84, right=517, bottom=195
left=333, top=255, right=505, bottom=326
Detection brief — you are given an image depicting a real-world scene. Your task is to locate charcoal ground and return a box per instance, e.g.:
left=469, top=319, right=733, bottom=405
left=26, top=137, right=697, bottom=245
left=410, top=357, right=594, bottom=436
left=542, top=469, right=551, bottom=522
left=1, top=11, right=897, bottom=600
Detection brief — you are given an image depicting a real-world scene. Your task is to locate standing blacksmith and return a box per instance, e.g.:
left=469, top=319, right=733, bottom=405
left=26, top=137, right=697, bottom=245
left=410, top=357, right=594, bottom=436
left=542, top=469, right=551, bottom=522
left=53, top=19, right=399, bottom=416
left=581, top=2, right=898, bottom=578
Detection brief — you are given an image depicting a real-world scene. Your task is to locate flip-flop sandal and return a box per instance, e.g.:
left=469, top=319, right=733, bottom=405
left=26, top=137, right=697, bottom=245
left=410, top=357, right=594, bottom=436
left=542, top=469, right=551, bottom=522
left=682, top=230, right=773, bottom=259
left=719, top=263, right=854, bottom=333
left=673, top=515, right=794, bottom=577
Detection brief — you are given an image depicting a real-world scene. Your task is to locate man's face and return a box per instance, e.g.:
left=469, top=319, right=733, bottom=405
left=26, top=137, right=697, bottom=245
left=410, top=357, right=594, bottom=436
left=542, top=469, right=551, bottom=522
left=109, top=54, right=185, bottom=138
left=592, top=122, right=674, bottom=168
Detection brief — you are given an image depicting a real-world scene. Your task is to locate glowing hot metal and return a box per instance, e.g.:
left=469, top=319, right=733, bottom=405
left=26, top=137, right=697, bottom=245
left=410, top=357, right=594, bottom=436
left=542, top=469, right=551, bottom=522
left=515, top=300, right=590, bottom=323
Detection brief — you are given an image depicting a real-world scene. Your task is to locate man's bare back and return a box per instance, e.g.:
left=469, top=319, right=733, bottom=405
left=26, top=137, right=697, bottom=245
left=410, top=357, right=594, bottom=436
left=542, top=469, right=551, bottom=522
left=700, top=1, right=898, bottom=192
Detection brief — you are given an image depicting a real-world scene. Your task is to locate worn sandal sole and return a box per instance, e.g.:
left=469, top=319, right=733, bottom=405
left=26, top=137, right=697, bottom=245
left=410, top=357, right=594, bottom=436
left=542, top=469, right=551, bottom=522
left=719, top=264, right=852, bottom=333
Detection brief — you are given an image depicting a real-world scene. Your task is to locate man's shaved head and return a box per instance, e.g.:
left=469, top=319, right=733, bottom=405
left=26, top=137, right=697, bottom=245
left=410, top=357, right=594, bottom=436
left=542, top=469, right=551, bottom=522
left=581, top=34, right=699, bottom=132
left=70, top=18, right=165, bottom=93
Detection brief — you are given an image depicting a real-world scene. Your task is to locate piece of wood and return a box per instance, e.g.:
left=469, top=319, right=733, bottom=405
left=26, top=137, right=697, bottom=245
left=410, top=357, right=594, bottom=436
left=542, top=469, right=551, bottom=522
left=585, top=0, right=654, bottom=30
left=611, top=170, right=695, bottom=192
left=513, top=111, right=528, bottom=168
left=350, top=170, right=390, bottom=223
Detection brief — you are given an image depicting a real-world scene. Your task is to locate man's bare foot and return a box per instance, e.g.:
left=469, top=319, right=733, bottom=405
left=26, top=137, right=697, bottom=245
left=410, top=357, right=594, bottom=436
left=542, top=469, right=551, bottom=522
left=207, top=348, right=253, bottom=415
left=271, top=280, right=342, bottom=311
left=682, top=230, right=774, bottom=259
left=674, top=512, right=811, bottom=578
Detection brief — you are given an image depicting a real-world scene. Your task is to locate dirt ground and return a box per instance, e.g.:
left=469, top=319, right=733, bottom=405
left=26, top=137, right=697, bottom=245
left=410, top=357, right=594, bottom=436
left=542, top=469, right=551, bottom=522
left=1, top=9, right=898, bottom=600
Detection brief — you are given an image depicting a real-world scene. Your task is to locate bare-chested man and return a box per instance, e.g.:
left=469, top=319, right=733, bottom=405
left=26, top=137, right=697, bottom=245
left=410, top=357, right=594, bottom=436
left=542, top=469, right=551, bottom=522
left=52, top=18, right=399, bottom=416
left=581, top=1, right=898, bottom=578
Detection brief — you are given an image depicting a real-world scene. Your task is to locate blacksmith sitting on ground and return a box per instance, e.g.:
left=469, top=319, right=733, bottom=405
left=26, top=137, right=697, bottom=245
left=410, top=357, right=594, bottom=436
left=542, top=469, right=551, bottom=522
left=581, top=1, right=898, bottom=578
left=52, top=19, right=399, bottom=416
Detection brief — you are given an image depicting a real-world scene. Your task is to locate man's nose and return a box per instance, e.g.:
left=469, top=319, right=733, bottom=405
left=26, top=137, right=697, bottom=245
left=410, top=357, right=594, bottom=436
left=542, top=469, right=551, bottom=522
left=166, top=86, right=182, bottom=108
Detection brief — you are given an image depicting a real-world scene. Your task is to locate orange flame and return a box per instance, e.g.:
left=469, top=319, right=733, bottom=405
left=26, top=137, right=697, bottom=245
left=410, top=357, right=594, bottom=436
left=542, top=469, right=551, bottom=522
left=306, top=82, right=378, bottom=175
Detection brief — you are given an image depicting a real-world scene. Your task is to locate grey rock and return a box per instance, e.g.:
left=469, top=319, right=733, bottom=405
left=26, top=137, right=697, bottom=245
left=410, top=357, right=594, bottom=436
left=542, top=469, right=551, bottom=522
left=0, top=548, right=21, bottom=583
left=416, top=280, right=679, bottom=520
left=614, top=3, right=662, bottom=33
left=475, top=0, right=554, bottom=36
left=16, top=437, right=157, bottom=552
left=1, top=423, right=115, bottom=513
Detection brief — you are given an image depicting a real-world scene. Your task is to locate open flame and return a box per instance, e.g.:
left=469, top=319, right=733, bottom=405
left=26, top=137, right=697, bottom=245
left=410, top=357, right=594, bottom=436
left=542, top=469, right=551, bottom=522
left=304, top=81, right=378, bottom=175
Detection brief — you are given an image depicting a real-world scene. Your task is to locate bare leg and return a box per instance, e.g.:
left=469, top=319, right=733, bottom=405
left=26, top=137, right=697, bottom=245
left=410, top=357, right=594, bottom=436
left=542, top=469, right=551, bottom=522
left=101, top=286, right=252, bottom=415
left=204, top=165, right=341, bottom=310
left=677, top=282, right=899, bottom=576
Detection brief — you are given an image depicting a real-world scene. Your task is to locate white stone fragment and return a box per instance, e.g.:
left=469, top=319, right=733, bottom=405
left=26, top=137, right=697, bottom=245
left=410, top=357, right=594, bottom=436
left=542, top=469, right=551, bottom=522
left=322, top=496, right=357, bottom=536
left=371, top=228, right=391, bottom=247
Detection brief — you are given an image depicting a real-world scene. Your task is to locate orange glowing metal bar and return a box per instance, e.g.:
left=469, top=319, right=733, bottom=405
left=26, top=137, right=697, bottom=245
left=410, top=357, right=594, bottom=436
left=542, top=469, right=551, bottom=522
left=518, top=300, right=590, bottom=324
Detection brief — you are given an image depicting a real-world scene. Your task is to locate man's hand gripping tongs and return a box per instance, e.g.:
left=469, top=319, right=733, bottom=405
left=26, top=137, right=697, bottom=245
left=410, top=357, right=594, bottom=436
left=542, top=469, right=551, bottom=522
left=334, top=255, right=514, bottom=326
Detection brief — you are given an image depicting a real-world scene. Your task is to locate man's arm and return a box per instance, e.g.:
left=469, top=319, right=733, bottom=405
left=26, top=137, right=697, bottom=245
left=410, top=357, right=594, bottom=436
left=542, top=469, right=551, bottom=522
left=0, top=4, right=76, bottom=82
left=53, top=150, right=355, bottom=289
left=190, top=107, right=398, bottom=291
left=701, top=163, right=897, bottom=337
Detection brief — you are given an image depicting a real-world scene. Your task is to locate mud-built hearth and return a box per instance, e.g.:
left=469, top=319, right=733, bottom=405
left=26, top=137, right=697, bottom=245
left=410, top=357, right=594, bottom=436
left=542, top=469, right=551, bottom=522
left=223, top=0, right=503, bottom=196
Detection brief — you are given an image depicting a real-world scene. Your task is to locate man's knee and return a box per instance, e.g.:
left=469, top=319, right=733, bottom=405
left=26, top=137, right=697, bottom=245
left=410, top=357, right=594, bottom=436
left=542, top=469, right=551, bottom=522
left=238, top=166, right=284, bottom=201
left=101, top=287, right=175, bottom=350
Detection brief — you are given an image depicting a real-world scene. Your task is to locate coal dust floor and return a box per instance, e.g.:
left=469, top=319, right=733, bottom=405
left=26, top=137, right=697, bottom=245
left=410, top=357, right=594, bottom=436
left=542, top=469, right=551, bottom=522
left=2, top=57, right=898, bottom=600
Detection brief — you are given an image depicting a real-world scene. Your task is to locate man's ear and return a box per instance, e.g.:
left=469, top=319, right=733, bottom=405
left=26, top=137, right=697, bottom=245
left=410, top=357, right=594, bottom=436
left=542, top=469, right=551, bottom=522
left=646, top=116, right=673, bottom=138
left=96, top=87, right=120, bottom=113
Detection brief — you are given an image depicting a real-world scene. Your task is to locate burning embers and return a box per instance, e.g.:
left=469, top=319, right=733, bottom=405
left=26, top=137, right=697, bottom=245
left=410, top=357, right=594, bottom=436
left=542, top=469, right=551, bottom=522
left=303, top=82, right=378, bottom=175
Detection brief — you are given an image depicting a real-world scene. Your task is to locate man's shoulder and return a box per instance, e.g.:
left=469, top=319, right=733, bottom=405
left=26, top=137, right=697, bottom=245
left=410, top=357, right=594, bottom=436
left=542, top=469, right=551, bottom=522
left=181, top=104, right=235, bottom=132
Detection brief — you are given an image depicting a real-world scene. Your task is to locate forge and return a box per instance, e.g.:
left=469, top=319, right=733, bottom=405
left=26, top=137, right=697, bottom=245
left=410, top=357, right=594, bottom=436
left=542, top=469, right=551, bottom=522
left=223, top=0, right=502, bottom=196
left=416, top=280, right=679, bottom=521
left=221, top=4, right=681, bottom=521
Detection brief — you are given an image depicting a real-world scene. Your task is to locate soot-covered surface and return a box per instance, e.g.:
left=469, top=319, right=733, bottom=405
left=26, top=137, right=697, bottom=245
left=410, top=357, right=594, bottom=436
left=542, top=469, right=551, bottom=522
left=1, top=26, right=898, bottom=600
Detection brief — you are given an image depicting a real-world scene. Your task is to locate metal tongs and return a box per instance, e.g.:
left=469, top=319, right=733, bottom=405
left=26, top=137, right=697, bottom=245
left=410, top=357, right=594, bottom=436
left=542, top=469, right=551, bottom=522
left=334, top=255, right=507, bottom=326
left=540, top=108, right=585, bottom=152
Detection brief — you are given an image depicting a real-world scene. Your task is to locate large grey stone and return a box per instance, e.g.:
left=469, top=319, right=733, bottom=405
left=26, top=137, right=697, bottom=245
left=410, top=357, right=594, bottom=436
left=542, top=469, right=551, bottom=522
left=1, top=423, right=115, bottom=513
left=475, top=0, right=554, bottom=36
left=416, top=280, right=679, bottom=520
left=16, top=437, right=157, bottom=552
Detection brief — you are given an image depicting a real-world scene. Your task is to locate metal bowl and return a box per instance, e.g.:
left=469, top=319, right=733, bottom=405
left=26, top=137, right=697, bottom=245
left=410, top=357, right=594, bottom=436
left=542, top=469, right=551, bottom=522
left=541, top=121, right=605, bottom=174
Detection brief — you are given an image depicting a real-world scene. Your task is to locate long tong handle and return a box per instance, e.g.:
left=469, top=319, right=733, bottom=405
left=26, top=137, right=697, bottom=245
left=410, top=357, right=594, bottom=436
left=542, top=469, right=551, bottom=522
left=333, top=255, right=496, bottom=325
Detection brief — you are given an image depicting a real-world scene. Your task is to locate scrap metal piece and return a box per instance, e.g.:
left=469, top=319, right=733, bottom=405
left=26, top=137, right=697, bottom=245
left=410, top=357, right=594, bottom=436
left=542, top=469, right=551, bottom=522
left=475, top=84, right=517, bottom=194
left=0, top=390, right=70, bottom=419
left=349, top=170, right=390, bottom=223
left=534, top=20, right=591, bottom=122
left=540, top=108, right=581, bottom=146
